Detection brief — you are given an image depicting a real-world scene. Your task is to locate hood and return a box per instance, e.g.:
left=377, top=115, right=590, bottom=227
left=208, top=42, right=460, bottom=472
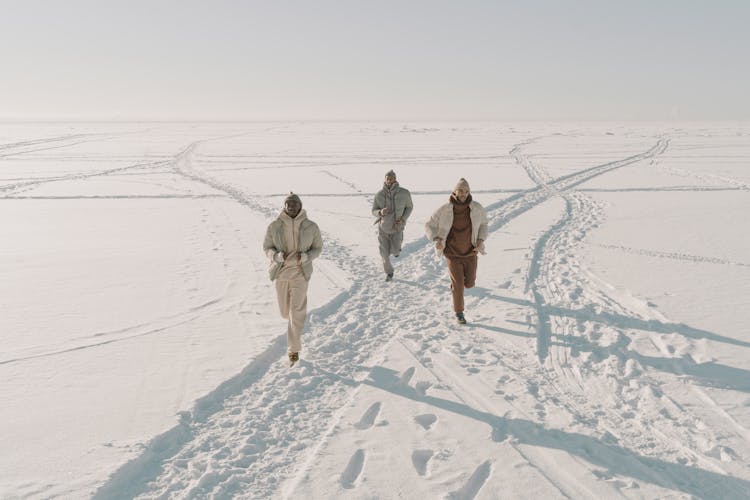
left=279, top=208, right=308, bottom=223
left=449, top=193, right=472, bottom=206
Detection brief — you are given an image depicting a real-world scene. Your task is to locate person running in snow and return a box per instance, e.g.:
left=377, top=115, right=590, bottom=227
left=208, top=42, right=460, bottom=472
left=263, top=193, right=323, bottom=365
left=425, top=178, right=488, bottom=324
left=372, top=169, right=413, bottom=281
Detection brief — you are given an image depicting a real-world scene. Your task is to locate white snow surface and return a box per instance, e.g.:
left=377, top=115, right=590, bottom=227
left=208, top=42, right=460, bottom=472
left=2, top=121, right=749, bottom=499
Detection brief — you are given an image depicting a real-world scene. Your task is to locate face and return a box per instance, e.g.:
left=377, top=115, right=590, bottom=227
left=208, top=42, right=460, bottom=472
left=454, top=187, right=470, bottom=202
left=284, top=199, right=302, bottom=218
left=384, top=175, right=397, bottom=188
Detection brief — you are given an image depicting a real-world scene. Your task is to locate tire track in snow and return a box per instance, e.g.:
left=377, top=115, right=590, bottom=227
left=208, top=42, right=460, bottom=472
left=512, top=136, right=697, bottom=486
left=512, top=137, right=749, bottom=490
left=592, top=243, right=750, bottom=268
left=0, top=159, right=172, bottom=196
left=1, top=194, right=227, bottom=200
left=655, top=164, right=750, bottom=191
left=0, top=139, right=255, bottom=365
left=514, top=138, right=669, bottom=361
left=0, top=127, right=154, bottom=158
left=0, top=133, right=100, bottom=154
left=0, top=139, right=101, bottom=159
left=0, top=296, right=240, bottom=366
left=483, top=138, right=670, bottom=234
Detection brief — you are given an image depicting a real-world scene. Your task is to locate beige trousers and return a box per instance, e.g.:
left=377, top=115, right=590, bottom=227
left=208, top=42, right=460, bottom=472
left=275, top=274, right=309, bottom=353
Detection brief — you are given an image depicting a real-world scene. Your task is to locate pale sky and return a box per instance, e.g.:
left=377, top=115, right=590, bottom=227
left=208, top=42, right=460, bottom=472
left=1, top=0, right=748, bottom=121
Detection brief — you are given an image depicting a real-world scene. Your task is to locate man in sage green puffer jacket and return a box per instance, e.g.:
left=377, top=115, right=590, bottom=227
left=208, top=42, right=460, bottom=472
left=372, top=169, right=413, bottom=281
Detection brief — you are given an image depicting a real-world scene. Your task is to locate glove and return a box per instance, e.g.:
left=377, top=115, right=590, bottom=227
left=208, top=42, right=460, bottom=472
left=394, top=217, right=403, bottom=228
left=434, top=238, right=444, bottom=257
left=380, top=207, right=390, bottom=216
left=274, top=252, right=285, bottom=263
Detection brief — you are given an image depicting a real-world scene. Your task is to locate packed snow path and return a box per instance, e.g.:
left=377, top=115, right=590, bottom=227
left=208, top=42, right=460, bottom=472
left=2, top=123, right=749, bottom=499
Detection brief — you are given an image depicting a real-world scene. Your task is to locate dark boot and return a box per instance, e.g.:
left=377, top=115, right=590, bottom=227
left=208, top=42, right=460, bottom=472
left=456, top=312, right=467, bottom=325
left=288, top=352, right=299, bottom=366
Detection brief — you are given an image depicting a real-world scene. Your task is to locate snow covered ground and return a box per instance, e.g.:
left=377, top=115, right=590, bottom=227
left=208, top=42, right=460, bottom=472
left=1, top=121, right=749, bottom=499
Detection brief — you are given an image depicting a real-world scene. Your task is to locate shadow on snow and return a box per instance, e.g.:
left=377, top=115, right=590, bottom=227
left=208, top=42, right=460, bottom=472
left=310, top=363, right=750, bottom=499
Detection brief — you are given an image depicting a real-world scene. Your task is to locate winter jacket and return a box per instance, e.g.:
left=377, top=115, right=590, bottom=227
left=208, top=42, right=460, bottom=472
left=372, top=183, right=414, bottom=234
left=263, top=209, right=323, bottom=281
left=425, top=199, right=488, bottom=251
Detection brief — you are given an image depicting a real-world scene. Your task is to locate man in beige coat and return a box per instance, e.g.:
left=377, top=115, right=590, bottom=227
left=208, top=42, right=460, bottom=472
left=263, top=193, right=323, bottom=365
left=425, top=178, right=488, bottom=324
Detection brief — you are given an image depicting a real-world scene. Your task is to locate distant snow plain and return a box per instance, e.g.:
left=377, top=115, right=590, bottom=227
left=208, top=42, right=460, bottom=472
left=1, top=121, right=749, bottom=499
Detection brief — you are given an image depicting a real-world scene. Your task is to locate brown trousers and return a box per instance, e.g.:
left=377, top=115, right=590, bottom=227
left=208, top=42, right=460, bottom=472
left=446, top=255, right=477, bottom=313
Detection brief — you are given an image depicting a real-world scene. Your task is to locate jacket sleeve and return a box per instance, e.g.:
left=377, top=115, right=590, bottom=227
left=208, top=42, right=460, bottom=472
left=371, top=191, right=383, bottom=217
left=263, top=223, right=278, bottom=260
left=424, top=206, right=442, bottom=241
left=401, top=190, right=414, bottom=221
left=477, top=205, right=489, bottom=242
left=306, top=223, right=323, bottom=261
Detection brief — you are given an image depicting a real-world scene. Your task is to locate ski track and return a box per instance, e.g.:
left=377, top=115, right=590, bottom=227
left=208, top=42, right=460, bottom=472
left=83, top=132, right=750, bottom=499
left=0, top=134, right=261, bottom=366
left=655, top=164, right=750, bottom=191
left=0, top=158, right=173, bottom=196
left=0, top=132, right=102, bottom=156
left=511, top=137, right=750, bottom=497
left=591, top=243, right=750, bottom=268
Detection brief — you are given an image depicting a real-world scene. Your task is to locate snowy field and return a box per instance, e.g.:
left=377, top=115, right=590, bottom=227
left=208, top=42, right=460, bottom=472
left=1, top=121, right=749, bottom=499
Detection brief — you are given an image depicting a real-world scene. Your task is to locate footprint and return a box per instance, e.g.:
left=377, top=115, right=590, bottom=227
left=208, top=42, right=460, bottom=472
left=448, top=460, right=492, bottom=500
left=414, top=414, right=437, bottom=430
left=706, top=445, right=738, bottom=462
left=526, top=382, right=539, bottom=397
left=411, top=449, right=434, bottom=476
left=340, top=449, right=365, bottom=489
left=399, top=367, right=416, bottom=386
left=415, top=381, right=432, bottom=396
left=354, top=402, right=382, bottom=430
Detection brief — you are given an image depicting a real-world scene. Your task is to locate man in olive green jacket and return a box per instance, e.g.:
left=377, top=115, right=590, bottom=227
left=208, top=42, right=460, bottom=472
left=372, top=169, right=413, bottom=281
left=263, top=193, right=323, bottom=365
